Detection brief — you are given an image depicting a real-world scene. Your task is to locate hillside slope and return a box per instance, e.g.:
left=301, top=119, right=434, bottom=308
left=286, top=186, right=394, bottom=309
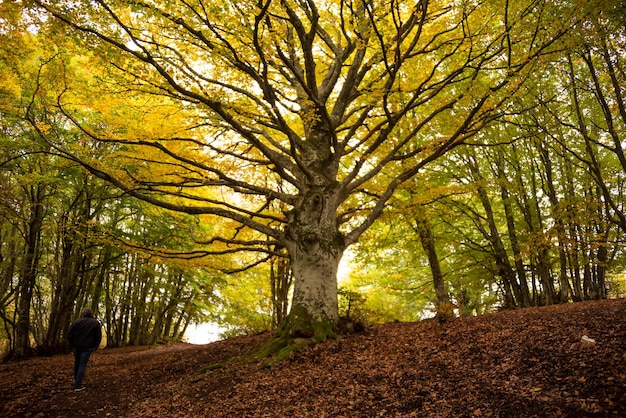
left=1, top=299, right=625, bottom=417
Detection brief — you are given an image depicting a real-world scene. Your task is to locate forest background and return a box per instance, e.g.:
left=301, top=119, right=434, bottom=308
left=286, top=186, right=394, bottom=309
left=1, top=0, right=625, bottom=359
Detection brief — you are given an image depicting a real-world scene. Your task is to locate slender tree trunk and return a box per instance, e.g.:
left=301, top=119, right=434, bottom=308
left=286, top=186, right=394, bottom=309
left=91, top=245, right=114, bottom=312
left=270, top=253, right=292, bottom=329
left=567, top=235, right=584, bottom=302
left=467, top=156, right=518, bottom=308
left=510, top=144, right=549, bottom=305
left=14, top=184, right=46, bottom=359
left=594, top=224, right=610, bottom=300
left=148, top=272, right=180, bottom=344
left=412, top=208, right=451, bottom=317
left=528, top=161, right=557, bottom=305
left=594, top=246, right=608, bottom=300
left=45, top=210, right=83, bottom=351
left=495, top=149, right=532, bottom=307
left=537, top=142, right=572, bottom=303
left=567, top=53, right=626, bottom=234
left=0, top=226, right=18, bottom=324
left=564, top=184, right=585, bottom=302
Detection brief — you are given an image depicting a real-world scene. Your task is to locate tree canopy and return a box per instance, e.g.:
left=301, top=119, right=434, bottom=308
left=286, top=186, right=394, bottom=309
left=1, top=0, right=625, bottom=357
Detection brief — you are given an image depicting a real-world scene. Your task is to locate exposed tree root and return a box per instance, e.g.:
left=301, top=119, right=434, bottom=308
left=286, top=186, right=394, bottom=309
left=257, top=307, right=338, bottom=367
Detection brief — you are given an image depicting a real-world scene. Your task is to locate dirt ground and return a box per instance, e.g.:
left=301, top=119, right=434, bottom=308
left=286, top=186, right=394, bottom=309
left=1, top=299, right=626, bottom=417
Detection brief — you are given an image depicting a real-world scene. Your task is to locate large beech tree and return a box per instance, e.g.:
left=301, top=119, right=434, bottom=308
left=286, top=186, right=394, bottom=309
left=29, top=0, right=582, bottom=341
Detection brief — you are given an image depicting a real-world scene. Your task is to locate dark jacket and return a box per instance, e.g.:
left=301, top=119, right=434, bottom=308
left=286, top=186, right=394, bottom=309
left=68, top=317, right=102, bottom=351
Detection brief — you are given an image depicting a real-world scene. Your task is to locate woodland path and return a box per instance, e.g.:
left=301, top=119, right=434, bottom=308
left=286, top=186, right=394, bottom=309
left=1, top=299, right=626, bottom=417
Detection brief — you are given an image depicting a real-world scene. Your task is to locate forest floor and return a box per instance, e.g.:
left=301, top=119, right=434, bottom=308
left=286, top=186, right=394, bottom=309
left=1, top=299, right=626, bottom=417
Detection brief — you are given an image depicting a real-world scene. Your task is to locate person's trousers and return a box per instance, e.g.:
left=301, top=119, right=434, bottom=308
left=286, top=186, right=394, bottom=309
left=73, top=349, right=93, bottom=388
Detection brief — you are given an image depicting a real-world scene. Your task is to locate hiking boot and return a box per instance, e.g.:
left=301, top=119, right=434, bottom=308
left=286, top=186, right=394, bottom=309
left=74, top=386, right=86, bottom=392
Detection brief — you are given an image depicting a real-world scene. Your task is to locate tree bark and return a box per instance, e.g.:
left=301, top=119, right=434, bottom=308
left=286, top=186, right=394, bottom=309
left=280, top=188, right=345, bottom=340
left=537, top=142, right=572, bottom=303
left=413, top=208, right=452, bottom=317
left=495, top=148, right=532, bottom=307
left=467, top=156, right=518, bottom=308
left=13, top=184, right=46, bottom=359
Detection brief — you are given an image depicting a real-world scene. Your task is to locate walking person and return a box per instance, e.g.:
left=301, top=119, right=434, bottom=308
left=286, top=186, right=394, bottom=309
left=67, top=308, right=102, bottom=392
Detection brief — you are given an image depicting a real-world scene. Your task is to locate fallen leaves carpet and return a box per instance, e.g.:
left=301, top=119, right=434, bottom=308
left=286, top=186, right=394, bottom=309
left=1, top=299, right=625, bottom=417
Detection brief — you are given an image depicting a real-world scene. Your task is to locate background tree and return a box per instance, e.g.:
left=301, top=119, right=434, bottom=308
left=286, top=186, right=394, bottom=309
left=0, top=19, right=218, bottom=357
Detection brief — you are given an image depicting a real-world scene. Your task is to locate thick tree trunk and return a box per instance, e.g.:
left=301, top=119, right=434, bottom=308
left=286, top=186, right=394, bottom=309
left=279, top=187, right=345, bottom=341
left=287, top=242, right=342, bottom=337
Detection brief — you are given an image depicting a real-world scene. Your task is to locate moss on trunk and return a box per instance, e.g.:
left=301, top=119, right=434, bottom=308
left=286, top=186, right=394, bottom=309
left=258, top=305, right=337, bottom=367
